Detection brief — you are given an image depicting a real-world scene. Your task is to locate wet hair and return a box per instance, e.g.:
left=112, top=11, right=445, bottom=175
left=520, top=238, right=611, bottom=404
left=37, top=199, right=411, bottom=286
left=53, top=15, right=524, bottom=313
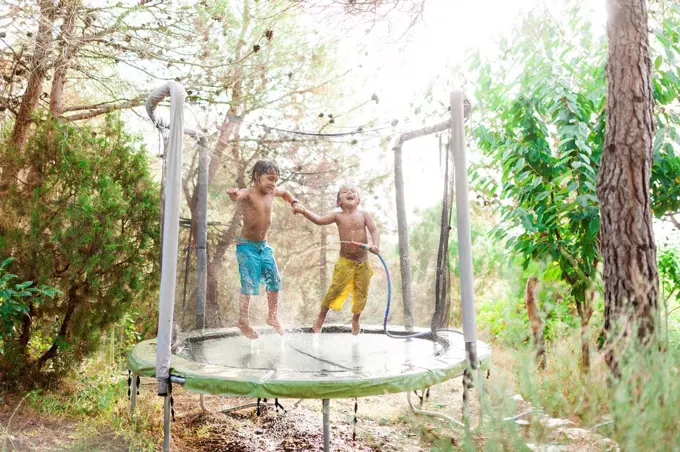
left=336, top=185, right=360, bottom=207
left=250, top=159, right=280, bottom=184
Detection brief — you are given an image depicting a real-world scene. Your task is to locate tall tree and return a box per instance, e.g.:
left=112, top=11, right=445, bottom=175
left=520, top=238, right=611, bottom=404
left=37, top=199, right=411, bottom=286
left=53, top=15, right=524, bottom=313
left=597, top=0, right=658, bottom=375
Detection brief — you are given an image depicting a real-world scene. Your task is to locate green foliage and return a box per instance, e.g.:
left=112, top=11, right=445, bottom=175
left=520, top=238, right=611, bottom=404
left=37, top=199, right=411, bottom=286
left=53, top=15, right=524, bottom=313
left=407, top=203, right=505, bottom=326
left=513, top=335, right=680, bottom=449
left=0, top=257, right=61, bottom=355
left=467, top=6, right=604, bottom=315
left=465, top=3, right=680, bottom=344
left=651, top=3, right=680, bottom=217
left=0, top=116, right=160, bottom=386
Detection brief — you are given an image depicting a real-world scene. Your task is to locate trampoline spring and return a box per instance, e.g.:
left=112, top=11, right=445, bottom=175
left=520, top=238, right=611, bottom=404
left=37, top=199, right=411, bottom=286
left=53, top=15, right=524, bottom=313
left=136, top=375, right=140, bottom=395
left=127, top=370, right=131, bottom=399
left=426, top=387, right=430, bottom=399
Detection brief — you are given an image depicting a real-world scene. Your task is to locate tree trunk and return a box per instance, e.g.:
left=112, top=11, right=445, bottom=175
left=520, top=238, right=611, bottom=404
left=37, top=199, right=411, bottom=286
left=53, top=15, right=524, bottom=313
left=574, top=288, right=594, bottom=372
left=598, top=0, right=658, bottom=376
left=8, top=0, right=57, bottom=152
left=524, top=276, right=546, bottom=369
left=49, top=1, right=81, bottom=117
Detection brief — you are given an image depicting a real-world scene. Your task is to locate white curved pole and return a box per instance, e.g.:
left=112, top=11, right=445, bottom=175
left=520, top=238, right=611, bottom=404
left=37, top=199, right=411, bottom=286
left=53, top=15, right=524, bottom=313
left=450, top=90, right=478, bottom=361
left=147, top=81, right=186, bottom=396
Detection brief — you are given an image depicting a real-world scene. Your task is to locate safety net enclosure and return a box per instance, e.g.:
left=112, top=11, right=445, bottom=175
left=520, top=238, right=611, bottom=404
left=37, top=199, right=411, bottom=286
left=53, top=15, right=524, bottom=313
left=128, top=83, right=492, bottom=452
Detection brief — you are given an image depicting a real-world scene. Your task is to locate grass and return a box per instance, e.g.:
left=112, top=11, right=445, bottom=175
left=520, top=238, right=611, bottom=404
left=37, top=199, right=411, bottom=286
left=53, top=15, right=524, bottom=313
left=3, top=329, right=680, bottom=451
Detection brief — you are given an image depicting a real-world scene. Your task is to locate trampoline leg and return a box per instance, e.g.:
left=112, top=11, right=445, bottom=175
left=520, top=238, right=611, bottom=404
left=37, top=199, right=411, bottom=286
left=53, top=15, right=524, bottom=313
left=131, top=373, right=137, bottom=415
left=163, top=391, right=171, bottom=452
left=462, top=369, right=470, bottom=428
left=322, top=399, right=330, bottom=452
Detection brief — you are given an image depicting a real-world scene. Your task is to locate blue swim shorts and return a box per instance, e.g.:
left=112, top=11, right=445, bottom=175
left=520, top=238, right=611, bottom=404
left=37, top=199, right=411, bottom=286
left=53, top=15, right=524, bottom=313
left=235, top=237, right=281, bottom=295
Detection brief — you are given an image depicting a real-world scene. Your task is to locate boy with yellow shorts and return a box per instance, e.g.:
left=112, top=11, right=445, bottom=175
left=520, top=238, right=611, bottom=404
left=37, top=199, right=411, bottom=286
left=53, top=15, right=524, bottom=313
left=293, top=185, right=380, bottom=335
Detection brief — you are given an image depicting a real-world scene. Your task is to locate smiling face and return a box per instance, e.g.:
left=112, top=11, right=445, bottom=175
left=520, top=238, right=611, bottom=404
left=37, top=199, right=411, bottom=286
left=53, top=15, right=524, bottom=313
left=255, top=170, right=278, bottom=194
left=336, top=185, right=360, bottom=210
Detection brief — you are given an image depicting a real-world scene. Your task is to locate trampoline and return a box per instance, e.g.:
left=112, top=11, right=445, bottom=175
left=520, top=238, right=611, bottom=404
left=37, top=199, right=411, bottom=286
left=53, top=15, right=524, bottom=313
left=131, top=84, right=492, bottom=451
left=129, top=326, right=491, bottom=399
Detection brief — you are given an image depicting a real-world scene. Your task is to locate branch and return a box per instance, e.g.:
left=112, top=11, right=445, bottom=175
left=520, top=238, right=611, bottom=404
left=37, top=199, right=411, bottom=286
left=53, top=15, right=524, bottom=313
left=61, top=95, right=145, bottom=113
left=61, top=97, right=146, bottom=121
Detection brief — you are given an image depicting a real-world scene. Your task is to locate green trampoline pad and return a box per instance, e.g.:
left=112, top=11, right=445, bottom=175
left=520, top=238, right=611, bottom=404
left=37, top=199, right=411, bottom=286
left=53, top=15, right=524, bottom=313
left=128, top=325, right=492, bottom=399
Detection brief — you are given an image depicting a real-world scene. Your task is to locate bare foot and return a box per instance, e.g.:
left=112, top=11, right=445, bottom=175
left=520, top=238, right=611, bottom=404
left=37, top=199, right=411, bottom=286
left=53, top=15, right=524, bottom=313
left=312, top=320, right=323, bottom=333
left=266, top=318, right=285, bottom=336
left=237, top=321, right=259, bottom=339
left=351, top=318, right=361, bottom=335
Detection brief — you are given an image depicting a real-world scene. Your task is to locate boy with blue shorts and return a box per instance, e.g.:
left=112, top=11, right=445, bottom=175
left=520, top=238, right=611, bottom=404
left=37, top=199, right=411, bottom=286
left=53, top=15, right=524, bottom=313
left=227, top=160, right=300, bottom=339
left=293, top=185, right=380, bottom=335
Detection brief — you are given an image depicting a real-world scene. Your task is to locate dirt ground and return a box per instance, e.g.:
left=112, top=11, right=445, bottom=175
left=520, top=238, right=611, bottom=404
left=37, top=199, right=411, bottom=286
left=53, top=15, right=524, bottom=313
left=0, top=351, right=617, bottom=451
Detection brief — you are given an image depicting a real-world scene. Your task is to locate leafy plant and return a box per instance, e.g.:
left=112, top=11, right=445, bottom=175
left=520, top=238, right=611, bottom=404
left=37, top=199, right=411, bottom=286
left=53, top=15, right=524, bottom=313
left=0, top=257, right=61, bottom=355
left=0, top=116, right=160, bottom=386
left=464, top=1, right=680, bottom=370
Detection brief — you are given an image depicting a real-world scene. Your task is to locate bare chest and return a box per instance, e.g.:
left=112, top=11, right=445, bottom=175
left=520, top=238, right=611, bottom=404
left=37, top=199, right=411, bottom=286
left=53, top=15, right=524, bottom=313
left=336, top=213, right=366, bottom=234
left=243, top=193, right=273, bottom=217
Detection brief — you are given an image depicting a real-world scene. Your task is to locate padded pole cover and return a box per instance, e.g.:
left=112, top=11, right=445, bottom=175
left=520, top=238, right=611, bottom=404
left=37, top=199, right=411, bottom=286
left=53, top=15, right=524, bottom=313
left=450, top=90, right=477, bottom=346
left=147, top=82, right=186, bottom=395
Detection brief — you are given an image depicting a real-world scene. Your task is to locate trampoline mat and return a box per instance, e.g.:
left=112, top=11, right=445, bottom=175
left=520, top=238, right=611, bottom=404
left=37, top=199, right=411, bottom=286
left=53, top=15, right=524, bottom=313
left=128, top=325, right=491, bottom=399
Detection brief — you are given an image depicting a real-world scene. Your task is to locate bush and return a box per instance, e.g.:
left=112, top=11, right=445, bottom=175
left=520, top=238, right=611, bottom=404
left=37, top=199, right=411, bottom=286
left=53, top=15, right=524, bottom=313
left=0, top=116, right=159, bottom=387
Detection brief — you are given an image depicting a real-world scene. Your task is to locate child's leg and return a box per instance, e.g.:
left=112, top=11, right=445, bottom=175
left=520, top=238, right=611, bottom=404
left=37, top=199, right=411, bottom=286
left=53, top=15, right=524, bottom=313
left=265, top=290, right=285, bottom=335
left=261, top=245, right=284, bottom=335
left=351, top=312, right=361, bottom=335
left=350, top=261, right=374, bottom=336
left=315, top=258, right=353, bottom=332
left=312, top=306, right=330, bottom=333
left=236, top=293, right=259, bottom=339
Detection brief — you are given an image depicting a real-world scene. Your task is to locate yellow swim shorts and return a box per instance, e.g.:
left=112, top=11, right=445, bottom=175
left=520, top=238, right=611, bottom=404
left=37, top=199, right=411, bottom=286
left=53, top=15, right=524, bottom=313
left=322, top=257, right=374, bottom=314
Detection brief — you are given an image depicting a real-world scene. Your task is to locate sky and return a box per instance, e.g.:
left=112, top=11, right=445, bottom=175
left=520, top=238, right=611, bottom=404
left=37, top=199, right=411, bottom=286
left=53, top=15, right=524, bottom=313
left=310, top=0, right=607, bottom=224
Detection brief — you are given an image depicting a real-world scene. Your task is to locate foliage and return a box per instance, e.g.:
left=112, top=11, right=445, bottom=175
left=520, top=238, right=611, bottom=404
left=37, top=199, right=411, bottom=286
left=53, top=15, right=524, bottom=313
left=407, top=202, right=505, bottom=326
left=513, top=334, right=680, bottom=449
left=650, top=2, right=680, bottom=218
left=463, top=2, right=680, bottom=366
left=657, top=246, right=680, bottom=348
left=0, top=116, right=160, bottom=386
left=467, top=5, right=604, bottom=323
left=0, top=257, right=61, bottom=355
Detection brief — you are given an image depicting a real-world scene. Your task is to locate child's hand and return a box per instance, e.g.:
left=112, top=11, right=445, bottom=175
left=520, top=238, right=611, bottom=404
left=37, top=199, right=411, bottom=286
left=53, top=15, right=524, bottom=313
left=292, top=203, right=305, bottom=214
left=227, top=188, right=239, bottom=201
left=369, top=245, right=380, bottom=255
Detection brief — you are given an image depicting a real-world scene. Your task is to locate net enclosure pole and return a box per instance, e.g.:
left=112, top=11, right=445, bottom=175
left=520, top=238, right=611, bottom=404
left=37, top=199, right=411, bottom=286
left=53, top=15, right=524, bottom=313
left=146, top=82, right=186, bottom=396
left=393, top=120, right=450, bottom=332
left=450, top=90, right=478, bottom=365
left=322, top=399, right=330, bottom=452
left=392, top=143, right=415, bottom=331
left=195, top=135, right=209, bottom=329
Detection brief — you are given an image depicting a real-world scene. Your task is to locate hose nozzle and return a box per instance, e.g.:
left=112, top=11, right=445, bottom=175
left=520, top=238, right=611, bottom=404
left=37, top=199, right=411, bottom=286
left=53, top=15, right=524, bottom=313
left=350, top=241, right=377, bottom=254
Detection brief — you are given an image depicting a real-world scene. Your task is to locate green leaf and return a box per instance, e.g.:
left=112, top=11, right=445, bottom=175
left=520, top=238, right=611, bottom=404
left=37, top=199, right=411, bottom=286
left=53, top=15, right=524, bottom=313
left=655, top=55, right=663, bottom=70
left=536, top=191, right=550, bottom=201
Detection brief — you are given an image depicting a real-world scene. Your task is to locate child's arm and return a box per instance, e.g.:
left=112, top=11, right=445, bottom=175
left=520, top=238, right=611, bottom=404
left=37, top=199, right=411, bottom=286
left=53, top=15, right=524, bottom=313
left=227, top=188, right=248, bottom=202
left=274, top=187, right=301, bottom=208
left=364, top=212, right=380, bottom=254
left=296, top=205, right=337, bottom=226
